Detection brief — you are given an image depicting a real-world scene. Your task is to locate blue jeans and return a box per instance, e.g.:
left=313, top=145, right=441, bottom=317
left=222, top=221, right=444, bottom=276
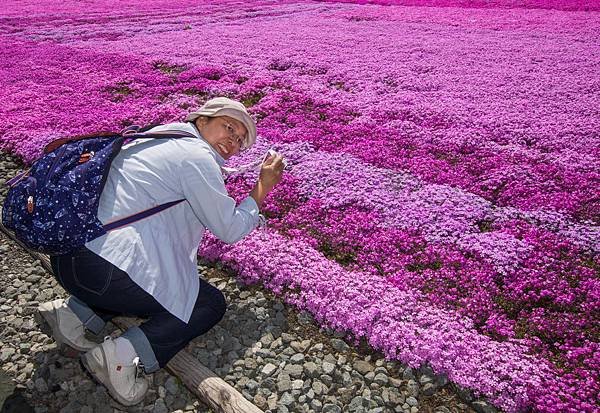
left=50, top=247, right=227, bottom=372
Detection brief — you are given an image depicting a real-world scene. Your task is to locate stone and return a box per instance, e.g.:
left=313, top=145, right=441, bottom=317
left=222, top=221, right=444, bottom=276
left=246, top=379, right=259, bottom=392
left=406, top=396, right=418, bottom=407
left=388, top=388, right=404, bottom=405
left=348, top=396, right=369, bottom=411
left=322, top=404, right=342, bottom=413
left=303, top=361, right=318, bottom=377
left=320, top=374, right=333, bottom=386
left=402, top=367, right=415, bottom=380
left=311, top=380, right=325, bottom=395
left=283, top=364, right=303, bottom=378
left=19, top=343, right=31, bottom=354
left=260, top=333, right=274, bottom=346
left=269, top=337, right=283, bottom=350
left=280, top=392, right=294, bottom=406
left=153, top=399, right=168, bottom=413
left=34, top=378, right=48, bottom=392
left=419, top=374, right=433, bottom=385
left=330, top=338, right=350, bottom=352
left=253, top=394, right=267, bottom=409
left=262, top=363, right=278, bottom=376
left=165, top=376, right=180, bottom=395
left=1, top=348, right=15, bottom=362
left=322, top=361, right=335, bottom=375
left=422, top=383, right=437, bottom=396
left=373, top=373, right=388, bottom=386
left=267, top=394, right=278, bottom=410
left=277, top=374, right=292, bottom=392
left=472, top=401, right=498, bottom=413
left=406, top=379, right=419, bottom=397
left=353, top=360, right=374, bottom=375
left=290, top=353, right=305, bottom=363
left=158, top=385, right=167, bottom=398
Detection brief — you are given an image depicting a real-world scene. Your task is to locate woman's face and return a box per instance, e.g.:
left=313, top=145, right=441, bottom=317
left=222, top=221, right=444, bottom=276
left=195, top=115, right=247, bottom=160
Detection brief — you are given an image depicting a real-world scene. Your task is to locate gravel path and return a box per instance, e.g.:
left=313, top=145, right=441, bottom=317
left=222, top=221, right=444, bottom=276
left=0, top=151, right=494, bottom=413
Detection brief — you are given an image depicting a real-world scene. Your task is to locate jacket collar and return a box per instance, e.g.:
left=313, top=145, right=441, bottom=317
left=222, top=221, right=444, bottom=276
left=188, top=121, right=225, bottom=167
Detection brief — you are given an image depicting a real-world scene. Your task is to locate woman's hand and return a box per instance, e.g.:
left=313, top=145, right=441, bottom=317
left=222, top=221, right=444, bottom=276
left=259, top=153, right=285, bottom=190
left=250, top=153, right=285, bottom=208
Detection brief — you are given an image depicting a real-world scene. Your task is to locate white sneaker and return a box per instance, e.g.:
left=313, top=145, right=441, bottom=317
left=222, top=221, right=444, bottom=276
left=81, top=337, right=149, bottom=406
left=37, top=298, right=98, bottom=352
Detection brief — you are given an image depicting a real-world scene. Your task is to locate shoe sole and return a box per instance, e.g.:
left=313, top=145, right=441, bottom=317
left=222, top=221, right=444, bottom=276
left=36, top=303, right=95, bottom=353
left=80, top=349, right=144, bottom=407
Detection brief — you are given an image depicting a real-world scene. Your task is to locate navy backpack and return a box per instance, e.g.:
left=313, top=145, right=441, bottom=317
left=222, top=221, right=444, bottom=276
left=1, top=125, right=195, bottom=255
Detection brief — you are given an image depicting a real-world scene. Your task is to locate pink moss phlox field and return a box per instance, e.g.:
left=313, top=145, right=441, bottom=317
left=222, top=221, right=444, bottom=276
left=225, top=141, right=599, bottom=412
left=318, top=0, right=600, bottom=12
left=198, top=229, right=596, bottom=413
left=2, top=1, right=599, bottom=412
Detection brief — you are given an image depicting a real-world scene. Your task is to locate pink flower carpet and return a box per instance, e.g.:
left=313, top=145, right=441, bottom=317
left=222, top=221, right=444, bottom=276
left=1, top=1, right=598, bottom=411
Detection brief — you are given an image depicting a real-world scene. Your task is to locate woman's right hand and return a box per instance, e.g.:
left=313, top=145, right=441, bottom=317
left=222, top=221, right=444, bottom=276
left=250, top=153, right=285, bottom=208
left=258, top=153, right=285, bottom=190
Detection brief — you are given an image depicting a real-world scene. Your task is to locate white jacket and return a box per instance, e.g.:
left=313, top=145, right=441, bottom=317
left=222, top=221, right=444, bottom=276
left=86, top=122, right=259, bottom=322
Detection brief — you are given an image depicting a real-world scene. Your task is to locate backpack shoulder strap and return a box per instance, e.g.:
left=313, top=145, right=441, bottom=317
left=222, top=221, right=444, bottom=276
left=43, top=131, right=117, bottom=154
left=43, top=125, right=197, bottom=155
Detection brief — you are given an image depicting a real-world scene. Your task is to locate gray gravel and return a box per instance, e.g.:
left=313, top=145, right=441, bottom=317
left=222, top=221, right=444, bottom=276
left=0, top=151, right=497, bottom=413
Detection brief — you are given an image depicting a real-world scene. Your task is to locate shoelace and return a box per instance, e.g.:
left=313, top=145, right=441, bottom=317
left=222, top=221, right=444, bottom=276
left=132, top=357, right=144, bottom=383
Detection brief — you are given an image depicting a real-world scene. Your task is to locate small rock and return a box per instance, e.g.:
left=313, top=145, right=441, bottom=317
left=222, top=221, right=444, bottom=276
left=373, top=373, right=388, bottom=386
left=280, top=392, right=294, bottom=406
left=353, top=360, right=374, bottom=375
left=402, top=367, right=415, bottom=380
left=247, top=379, right=261, bottom=393
left=290, top=353, right=305, bottom=363
left=348, top=396, right=369, bottom=411
left=277, top=374, right=292, bottom=392
left=322, top=404, right=342, bottom=413
left=34, top=378, right=48, bottom=393
left=312, top=380, right=325, bottom=395
left=406, top=379, right=419, bottom=397
left=422, top=382, right=437, bottom=396
left=253, top=393, right=267, bottom=409
left=153, top=398, right=168, bottom=413
left=1, top=348, right=15, bottom=362
left=262, top=363, right=278, bottom=376
left=283, top=364, right=303, bottom=378
left=406, top=396, right=418, bottom=407
left=322, top=361, right=335, bottom=375
left=330, top=338, right=350, bottom=352
left=472, top=400, right=498, bottom=413
left=165, top=376, right=180, bottom=395
left=158, top=385, right=166, bottom=398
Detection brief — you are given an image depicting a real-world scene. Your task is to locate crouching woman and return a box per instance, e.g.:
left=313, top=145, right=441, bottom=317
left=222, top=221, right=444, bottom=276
left=39, top=97, right=285, bottom=405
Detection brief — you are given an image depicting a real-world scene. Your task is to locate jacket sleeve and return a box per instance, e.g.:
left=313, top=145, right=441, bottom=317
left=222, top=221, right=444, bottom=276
left=179, top=151, right=260, bottom=244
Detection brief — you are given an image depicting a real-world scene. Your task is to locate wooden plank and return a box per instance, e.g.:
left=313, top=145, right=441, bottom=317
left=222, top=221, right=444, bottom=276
left=0, top=208, right=264, bottom=413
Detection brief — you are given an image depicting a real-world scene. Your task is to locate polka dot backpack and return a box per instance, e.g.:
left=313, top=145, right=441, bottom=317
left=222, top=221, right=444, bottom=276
left=1, top=125, right=195, bottom=255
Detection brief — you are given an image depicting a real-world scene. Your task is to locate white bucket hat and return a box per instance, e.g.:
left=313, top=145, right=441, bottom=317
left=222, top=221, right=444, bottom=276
left=185, top=97, right=257, bottom=149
